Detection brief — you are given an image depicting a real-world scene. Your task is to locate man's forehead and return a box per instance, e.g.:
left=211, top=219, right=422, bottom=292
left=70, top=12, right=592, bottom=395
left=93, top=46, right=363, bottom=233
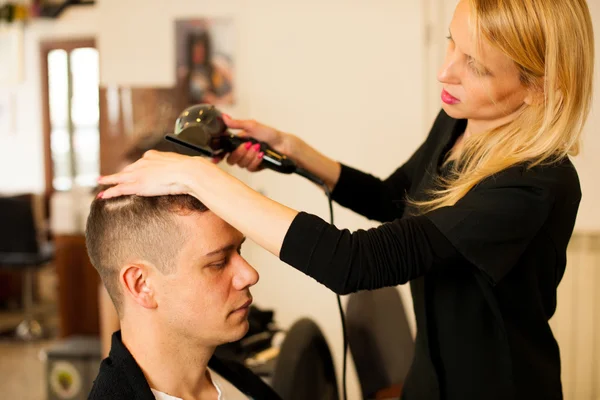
left=176, top=211, right=244, bottom=255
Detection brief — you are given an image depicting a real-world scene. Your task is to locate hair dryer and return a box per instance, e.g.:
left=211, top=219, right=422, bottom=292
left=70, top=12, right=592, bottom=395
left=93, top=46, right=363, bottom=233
left=165, top=104, right=321, bottom=184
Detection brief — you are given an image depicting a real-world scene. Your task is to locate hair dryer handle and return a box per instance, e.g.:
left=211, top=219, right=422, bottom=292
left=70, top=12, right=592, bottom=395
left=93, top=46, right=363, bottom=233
left=224, top=134, right=297, bottom=174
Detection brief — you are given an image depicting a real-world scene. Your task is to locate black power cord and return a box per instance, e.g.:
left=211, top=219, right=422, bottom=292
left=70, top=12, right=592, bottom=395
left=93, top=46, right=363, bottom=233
left=296, top=167, right=348, bottom=400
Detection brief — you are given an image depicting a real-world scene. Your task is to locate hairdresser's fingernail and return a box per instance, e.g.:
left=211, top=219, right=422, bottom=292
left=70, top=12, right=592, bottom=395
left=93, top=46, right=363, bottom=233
left=258, top=152, right=264, bottom=159
left=97, top=176, right=103, bottom=182
left=244, top=142, right=252, bottom=150
left=252, top=143, right=261, bottom=152
left=222, top=113, right=231, bottom=119
left=96, top=191, right=104, bottom=199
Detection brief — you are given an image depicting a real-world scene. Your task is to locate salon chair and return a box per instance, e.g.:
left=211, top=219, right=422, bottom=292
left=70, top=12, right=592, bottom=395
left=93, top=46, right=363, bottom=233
left=0, top=193, right=54, bottom=340
left=346, top=286, right=414, bottom=399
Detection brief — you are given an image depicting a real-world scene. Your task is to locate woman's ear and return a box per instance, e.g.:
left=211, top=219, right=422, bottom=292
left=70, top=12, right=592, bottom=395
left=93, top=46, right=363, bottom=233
left=524, top=77, right=545, bottom=106
left=121, top=263, right=158, bottom=310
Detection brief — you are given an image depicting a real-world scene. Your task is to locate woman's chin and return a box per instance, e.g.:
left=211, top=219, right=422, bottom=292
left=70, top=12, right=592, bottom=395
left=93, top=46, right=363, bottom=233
left=441, top=103, right=467, bottom=119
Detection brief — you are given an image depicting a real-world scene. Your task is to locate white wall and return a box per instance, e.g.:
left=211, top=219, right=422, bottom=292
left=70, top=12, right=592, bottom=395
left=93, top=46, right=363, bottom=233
left=97, top=1, right=427, bottom=399
left=0, top=7, right=98, bottom=194
left=573, top=0, right=600, bottom=233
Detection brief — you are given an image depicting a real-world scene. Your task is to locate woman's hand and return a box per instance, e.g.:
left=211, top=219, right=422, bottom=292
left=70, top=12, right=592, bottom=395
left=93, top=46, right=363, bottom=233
left=97, top=151, right=208, bottom=199
left=218, top=115, right=301, bottom=172
left=221, top=114, right=342, bottom=191
left=96, top=149, right=298, bottom=258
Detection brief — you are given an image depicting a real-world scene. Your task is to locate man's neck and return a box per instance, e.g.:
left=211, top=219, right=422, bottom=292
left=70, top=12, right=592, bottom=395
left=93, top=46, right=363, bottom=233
left=121, top=320, right=218, bottom=399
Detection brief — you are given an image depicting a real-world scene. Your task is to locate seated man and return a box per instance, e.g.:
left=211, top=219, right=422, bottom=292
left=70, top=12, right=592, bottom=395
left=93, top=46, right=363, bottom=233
left=85, top=193, right=281, bottom=399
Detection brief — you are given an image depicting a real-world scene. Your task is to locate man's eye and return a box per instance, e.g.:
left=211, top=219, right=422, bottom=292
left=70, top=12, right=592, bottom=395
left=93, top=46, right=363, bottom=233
left=209, top=260, right=227, bottom=269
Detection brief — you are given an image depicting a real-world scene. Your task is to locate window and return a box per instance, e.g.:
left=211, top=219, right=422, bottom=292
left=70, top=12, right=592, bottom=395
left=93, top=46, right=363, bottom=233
left=43, top=41, right=99, bottom=192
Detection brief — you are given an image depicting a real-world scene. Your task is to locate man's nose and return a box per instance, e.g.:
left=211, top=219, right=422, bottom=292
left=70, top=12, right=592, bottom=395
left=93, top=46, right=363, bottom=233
left=232, top=256, right=259, bottom=290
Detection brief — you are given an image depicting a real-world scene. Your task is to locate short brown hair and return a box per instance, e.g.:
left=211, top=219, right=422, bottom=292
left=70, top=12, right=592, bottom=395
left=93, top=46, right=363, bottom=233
left=85, top=194, right=208, bottom=316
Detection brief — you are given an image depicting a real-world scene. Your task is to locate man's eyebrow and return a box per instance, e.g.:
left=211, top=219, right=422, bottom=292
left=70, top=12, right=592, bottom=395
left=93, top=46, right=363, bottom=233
left=204, top=237, right=246, bottom=257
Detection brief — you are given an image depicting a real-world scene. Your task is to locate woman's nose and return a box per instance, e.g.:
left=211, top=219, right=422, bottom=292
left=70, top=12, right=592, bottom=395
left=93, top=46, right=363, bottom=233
left=437, top=52, right=461, bottom=85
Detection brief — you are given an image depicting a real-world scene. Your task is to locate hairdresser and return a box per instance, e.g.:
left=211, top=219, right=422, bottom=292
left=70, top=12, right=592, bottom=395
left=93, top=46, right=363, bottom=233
left=98, top=1, right=594, bottom=398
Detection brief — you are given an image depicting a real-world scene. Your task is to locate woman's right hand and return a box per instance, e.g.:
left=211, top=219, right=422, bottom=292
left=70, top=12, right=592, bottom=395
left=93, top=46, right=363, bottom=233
left=219, top=115, right=299, bottom=172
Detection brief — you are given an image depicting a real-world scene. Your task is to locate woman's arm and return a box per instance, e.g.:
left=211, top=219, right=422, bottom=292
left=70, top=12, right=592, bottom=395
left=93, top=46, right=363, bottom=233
left=286, top=136, right=342, bottom=191
left=186, top=163, right=297, bottom=257
left=222, top=115, right=423, bottom=222
left=280, top=212, right=457, bottom=294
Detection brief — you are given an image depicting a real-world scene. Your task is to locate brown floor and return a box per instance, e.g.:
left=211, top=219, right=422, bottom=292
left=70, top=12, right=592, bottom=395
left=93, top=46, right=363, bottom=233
left=0, top=306, right=59, bottom=400
left=0, top=337, right=57, bottom=399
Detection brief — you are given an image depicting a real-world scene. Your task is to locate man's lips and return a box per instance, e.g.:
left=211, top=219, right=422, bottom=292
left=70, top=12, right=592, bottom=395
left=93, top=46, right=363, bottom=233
left=232, top=298, right=253, bottom=314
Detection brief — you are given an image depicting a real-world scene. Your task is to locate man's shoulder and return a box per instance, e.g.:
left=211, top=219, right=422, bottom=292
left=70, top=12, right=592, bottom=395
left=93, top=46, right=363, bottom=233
left=88, top=330, right=154, bottom=399
left=88, top=357, right=137, bottom=400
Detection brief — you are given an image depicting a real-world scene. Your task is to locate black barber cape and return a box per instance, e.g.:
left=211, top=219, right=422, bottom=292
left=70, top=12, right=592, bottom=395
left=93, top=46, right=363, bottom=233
left=280, top=110, right=580, bottom=400
left=88, top=331, right=282, bottom=400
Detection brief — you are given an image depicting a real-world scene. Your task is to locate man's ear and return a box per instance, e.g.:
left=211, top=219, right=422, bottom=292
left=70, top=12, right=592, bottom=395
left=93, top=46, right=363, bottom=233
left=120, top=263, right=158, bottom=310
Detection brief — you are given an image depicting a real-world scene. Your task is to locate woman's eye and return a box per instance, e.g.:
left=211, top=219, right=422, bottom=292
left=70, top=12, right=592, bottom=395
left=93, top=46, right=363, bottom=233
left=467, top=58, right=486, bottom=76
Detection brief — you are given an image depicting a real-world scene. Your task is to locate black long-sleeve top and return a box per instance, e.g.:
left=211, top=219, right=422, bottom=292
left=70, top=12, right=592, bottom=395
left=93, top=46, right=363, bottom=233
left=280, top=110, right=581, bottom=400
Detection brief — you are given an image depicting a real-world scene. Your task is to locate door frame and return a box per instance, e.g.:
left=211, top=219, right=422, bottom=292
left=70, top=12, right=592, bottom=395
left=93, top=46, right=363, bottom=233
left=40, top=38, right=97, bottom=198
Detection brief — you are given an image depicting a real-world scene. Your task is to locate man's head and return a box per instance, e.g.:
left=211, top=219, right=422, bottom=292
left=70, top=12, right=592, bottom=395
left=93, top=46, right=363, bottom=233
left=85, top=194, right=258, bottom=346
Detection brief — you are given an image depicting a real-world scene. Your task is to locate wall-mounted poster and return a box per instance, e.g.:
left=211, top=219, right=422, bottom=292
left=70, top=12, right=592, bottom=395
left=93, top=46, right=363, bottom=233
left=175, top=18, right=235, bottom=106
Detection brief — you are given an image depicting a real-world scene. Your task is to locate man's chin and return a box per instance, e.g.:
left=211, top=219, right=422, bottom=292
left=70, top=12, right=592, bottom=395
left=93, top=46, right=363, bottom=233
left=224, top=320, right=250, bottom=343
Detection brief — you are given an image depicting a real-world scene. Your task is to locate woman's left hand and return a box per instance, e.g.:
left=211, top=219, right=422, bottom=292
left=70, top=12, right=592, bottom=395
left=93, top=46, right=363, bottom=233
left=97, top=150, right=206, bottom=199
left=98, top=149, right=297, bottom=258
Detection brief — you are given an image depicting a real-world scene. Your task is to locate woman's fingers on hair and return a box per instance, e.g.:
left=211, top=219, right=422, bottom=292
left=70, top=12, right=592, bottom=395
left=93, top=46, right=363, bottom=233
left=99, top=183, right=138, bottom=199
left=97, top=171, right=130, bottom=185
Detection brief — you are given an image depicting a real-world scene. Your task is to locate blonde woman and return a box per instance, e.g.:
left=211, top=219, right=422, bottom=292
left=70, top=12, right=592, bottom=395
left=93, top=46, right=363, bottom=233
left=97, top=0, right=594, bottom=398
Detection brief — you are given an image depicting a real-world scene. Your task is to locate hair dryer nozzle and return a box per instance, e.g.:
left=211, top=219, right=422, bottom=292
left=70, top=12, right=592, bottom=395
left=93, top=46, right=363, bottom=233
left=169, top=104, right=299, bottom=174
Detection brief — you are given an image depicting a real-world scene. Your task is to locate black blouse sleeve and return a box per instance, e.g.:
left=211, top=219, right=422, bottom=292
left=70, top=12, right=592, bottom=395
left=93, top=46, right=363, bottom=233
left=280, top=212, right=458, bottom=295
left=330, top=141, right=426, bottom=223
left=280, top=166, right=555, bottom=294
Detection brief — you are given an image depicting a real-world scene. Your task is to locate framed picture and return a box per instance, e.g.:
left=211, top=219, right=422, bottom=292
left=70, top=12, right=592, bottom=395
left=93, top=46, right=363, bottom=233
left=0, top=22, right=24, bottom=85
left=175, top=18, right=235, bottom=106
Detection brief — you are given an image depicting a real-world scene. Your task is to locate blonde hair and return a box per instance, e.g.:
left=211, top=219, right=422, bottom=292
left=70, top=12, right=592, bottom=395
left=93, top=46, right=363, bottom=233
left=414, top=0, right=594, bottom=213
